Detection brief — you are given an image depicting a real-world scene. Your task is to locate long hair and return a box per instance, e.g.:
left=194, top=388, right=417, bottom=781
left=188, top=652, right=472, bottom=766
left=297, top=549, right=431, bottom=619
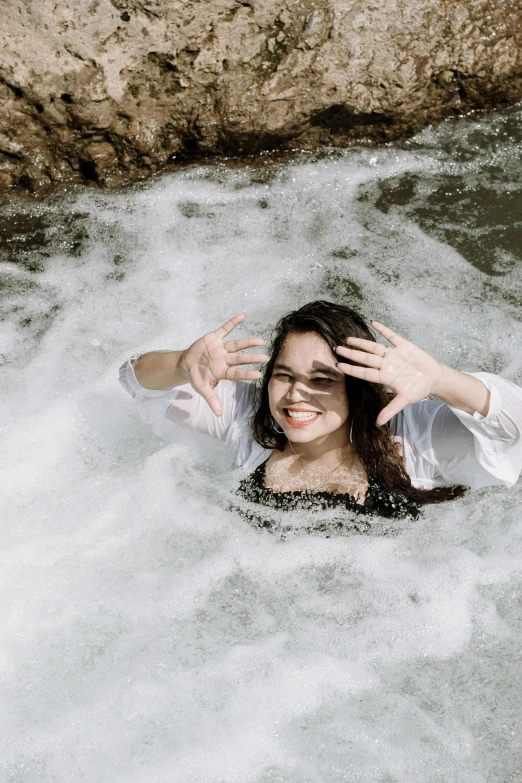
left=251, top=300, right=467, bottom=505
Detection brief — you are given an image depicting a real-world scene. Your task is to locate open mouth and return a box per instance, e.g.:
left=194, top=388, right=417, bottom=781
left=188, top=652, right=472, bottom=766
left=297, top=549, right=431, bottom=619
left=283, top=409, right=321, bottom=427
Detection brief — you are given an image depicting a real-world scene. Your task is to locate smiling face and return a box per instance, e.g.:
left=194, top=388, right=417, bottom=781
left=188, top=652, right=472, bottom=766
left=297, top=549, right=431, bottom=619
left=268, top=332, right=350, bottom=450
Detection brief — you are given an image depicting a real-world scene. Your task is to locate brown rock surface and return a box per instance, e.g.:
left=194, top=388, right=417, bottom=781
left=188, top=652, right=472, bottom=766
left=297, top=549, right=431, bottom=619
left=1, top=0, right=521, bottom=193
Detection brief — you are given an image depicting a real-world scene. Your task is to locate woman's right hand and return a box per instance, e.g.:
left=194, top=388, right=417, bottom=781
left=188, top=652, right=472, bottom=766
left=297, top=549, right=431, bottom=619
left=183, top=313, right=268, bottom=416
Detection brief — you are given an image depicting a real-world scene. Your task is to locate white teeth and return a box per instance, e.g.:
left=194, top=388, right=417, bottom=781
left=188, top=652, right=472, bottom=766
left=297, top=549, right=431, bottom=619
left=286, top=410, right=319, bottom=420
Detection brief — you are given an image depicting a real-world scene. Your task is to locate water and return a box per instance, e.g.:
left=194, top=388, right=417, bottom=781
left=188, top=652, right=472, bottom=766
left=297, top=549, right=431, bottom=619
left=1, top=107, right=521, bottom=782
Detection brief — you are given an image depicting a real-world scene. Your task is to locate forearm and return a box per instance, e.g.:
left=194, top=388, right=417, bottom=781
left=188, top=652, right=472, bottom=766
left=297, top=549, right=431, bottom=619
left=132, top=350, right=189, bottom=390
left=433, top=364, right=490, bottom=417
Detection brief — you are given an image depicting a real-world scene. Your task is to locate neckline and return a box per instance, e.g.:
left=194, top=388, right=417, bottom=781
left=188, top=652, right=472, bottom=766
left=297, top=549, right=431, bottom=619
left=254, top=459, right=371, bottom=507
left=236, top=459, right=423, bottom=521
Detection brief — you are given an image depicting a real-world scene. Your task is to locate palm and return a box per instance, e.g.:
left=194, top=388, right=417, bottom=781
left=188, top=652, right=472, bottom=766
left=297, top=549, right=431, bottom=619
left=336, top=321, right=444, bottom=425
left=184, top=313, right=267, bottom=416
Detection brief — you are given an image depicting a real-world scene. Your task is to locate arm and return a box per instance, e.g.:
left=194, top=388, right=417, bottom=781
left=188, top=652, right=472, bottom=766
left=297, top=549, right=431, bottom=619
left=120, top=356, right=257, bottom=445
left=402, top=373, right=522, bottom=489
left=336, top=323, right=522, bottom=488
left=119, top=314, right=267, bottom=449
left=133, top=350, right=188, bottom=390
left=431, top=364, right=490, bottom=418
left=336, top=321, right=491, bottom=425
left=131, top=314, right=268, bottom=416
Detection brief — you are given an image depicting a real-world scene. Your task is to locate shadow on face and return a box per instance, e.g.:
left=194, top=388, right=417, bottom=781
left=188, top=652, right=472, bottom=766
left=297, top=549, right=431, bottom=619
left=268, top=332, right=350, bottom=448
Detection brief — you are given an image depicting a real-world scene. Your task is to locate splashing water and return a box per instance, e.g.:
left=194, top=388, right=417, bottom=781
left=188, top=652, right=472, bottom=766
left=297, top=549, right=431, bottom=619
left=1, top=108, right=521, bottom=782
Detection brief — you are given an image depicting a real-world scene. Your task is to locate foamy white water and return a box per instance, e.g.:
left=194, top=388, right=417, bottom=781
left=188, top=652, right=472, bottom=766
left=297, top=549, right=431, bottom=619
left=1, top=109, right=521, bottom=782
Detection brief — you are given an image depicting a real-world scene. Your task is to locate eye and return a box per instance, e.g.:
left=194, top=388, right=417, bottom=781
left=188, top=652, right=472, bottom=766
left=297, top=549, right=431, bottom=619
left=273, top=372, right=292, bottom=381
left=311, top=377, right=334, bottom=386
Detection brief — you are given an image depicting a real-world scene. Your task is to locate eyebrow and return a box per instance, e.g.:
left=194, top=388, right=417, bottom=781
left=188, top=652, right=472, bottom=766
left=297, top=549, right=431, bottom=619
left=273, top=363, right=340, bottom=379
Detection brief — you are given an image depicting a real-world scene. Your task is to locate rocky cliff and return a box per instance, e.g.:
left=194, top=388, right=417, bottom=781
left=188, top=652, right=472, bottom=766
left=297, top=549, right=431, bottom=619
left=1, top=0, right=521, bottom=193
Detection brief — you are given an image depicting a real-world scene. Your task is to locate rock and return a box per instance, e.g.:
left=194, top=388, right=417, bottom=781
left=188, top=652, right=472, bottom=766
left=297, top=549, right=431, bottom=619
left=79, top=141, right=120, bottom=185
left=0, top=0, right=521, bottom=194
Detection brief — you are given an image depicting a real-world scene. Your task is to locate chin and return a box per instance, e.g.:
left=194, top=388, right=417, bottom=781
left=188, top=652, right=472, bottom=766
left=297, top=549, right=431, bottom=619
left=285, top=426, right=332, bottom=442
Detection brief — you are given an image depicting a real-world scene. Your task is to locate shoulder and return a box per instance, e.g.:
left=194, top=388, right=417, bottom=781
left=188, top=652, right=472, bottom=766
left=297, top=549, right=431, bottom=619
left=390, top=399, right=449, bottom=485
left=222, top=380, right=258, bottom=422
left=222, top=381, right=263, bottom=467
left=391, top=398, right=445, bottom=443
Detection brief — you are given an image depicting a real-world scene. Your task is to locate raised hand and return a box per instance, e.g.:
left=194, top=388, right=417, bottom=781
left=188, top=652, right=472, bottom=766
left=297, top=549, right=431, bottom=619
left=183, top=313, right=268, bottom=416
left=335, top=321, right=444, bottom=426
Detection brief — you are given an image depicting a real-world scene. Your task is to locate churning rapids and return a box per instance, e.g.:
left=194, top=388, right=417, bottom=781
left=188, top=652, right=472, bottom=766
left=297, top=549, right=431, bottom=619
left=1, top=108, right=521, bottom=783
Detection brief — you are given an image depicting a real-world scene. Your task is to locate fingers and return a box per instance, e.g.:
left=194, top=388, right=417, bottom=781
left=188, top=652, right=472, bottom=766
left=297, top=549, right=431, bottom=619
left=190, top=366, right=224, bottom=416
left=195, top=383, right=224, bottom=416
left=370, top=321, right=405, bottom=347
left=225, top=368, right=263, bottom=381
left=345, top=336, right=385, bottom=355
left=336, top=363, right=381, bottom=383
left=336, top=345, right=383, bottom=369
left=226, top=351, right=269, bottom=367
left=214, top=313, right=246, bottom=339
left=376, top=394, right=410, bottom=426
left=225, top=337, right=266, bottom=353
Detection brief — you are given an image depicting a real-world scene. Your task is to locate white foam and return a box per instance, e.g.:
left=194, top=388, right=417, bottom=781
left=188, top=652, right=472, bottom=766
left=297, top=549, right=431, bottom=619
left=1, top=108, right=521, bottom=781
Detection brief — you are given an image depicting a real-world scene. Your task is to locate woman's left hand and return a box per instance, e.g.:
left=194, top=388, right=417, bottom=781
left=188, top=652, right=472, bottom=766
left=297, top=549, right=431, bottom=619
left=336, top=321, right=445, bottom=426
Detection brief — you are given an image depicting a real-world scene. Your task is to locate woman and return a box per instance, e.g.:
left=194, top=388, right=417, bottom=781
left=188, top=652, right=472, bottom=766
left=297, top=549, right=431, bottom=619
left=119, top=301, right=522, bottom=520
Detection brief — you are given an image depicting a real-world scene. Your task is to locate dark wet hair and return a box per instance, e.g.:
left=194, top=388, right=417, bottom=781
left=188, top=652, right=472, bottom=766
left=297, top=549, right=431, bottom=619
left=251, top=300, right=467, bottom=506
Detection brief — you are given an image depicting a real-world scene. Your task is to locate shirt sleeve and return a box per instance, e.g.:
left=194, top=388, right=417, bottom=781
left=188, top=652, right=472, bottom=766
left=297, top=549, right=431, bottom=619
left=118, top=356, right=257, bottom=462
left=398, top=372, right=522, bottom=489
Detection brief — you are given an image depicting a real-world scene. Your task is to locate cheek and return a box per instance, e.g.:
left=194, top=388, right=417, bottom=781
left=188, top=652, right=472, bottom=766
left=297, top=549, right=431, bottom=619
left=267, top=381, right=279, bottom=412
left=327, top=388, right=349, bottom=419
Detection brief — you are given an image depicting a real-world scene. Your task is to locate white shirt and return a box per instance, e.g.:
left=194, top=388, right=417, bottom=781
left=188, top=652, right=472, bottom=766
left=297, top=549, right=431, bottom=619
left=119, top=358, right=522, bottom=490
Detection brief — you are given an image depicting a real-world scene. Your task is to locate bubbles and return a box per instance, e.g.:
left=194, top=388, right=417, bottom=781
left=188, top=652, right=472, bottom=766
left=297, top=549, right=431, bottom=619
left=1, top=107, right=521, bottom=781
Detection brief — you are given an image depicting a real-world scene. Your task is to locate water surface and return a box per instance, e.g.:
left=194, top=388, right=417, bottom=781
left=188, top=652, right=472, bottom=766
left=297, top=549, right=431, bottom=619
left=1, top=107, right=521, bottom=782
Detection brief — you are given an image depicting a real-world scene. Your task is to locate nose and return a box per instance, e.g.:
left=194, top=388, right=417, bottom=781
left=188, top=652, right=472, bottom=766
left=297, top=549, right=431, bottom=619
left=285, top=381, right=311, bottom=402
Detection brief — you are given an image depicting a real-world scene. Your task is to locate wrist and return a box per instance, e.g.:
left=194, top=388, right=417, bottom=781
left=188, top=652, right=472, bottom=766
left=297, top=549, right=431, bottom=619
left=431, top=362, right=450, bottom=398
left=430, top=363, right=490, bottom=416
left=178, top=350, right=190, bottom=382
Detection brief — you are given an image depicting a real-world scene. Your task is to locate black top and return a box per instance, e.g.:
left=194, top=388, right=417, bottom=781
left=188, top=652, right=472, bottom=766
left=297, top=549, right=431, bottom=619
left=236, top=459, right=421, bottom=524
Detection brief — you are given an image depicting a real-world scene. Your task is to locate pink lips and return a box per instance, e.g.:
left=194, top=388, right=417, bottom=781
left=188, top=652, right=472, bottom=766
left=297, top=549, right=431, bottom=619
left=283, top=408, right=321, bottom=427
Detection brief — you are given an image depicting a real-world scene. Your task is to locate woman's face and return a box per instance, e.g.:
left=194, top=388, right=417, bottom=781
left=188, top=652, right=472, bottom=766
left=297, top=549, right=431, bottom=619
left=268, top=332, right=350, bottom=448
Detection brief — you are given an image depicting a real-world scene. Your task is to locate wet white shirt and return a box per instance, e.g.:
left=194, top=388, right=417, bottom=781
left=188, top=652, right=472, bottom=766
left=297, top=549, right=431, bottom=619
left=119, top=358, right=522, bottom=490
